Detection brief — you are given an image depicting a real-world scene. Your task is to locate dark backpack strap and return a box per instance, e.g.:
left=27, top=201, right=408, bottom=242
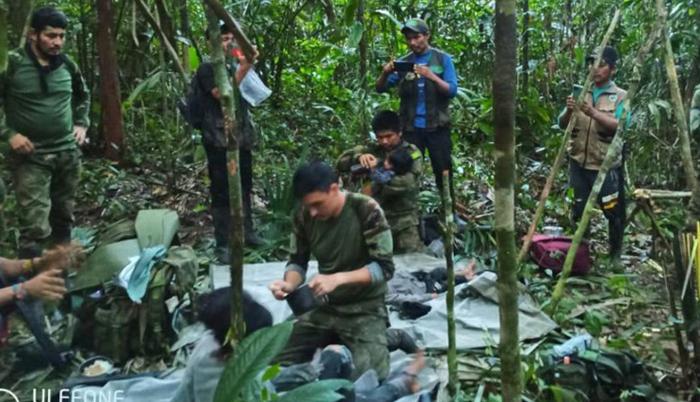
left=0, top=270, right=70, bottom=368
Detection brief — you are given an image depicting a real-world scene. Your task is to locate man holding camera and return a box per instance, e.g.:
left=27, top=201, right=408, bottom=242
left=558, top=46, right=629, bottom=259
left=375, top=18, right=458, bottom=199
left=337, top=110, right=423, bottom=253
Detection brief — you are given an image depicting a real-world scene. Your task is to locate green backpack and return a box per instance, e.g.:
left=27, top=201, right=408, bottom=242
left=89, top=246, right=197, bottom=362
left=540, top=347, right=656, bottom=402
left=71, top=210, right=198, bottom=362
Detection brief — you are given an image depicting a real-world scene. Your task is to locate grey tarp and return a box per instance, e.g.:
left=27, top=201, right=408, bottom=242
left=71, top=253, right=554, bottom=401
left=212, top=253, right=557, bottom=350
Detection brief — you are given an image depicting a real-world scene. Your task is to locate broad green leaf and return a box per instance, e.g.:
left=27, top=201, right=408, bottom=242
left=123, top=70, right=164, bottom=110
left=189, top=47, right=201, bottom=72
left=213, top=321, right=294, bottom=402
left=548, top=385, right=582, bottom=402
left=374, top=9, right=402, bottom=27
left=347, top=22, right=364, bottom=48
left=275, top=379, right=352, bottom=402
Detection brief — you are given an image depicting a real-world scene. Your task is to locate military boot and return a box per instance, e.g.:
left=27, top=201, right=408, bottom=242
left=608, top=216, right=624, bottom=262
left=211, top=206, right=231, bottom=264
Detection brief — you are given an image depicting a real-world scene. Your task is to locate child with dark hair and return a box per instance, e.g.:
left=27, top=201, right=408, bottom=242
left=369, top=148, right=415, bottom=186
left=171, top=289, right=272, bottom=402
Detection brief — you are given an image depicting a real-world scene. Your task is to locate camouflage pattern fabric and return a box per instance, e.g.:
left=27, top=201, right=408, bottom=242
left=11, top=149, right=81, bottom=256
left=281, top=192, right=394, bottom=379
left=392, top=222, right=423, bottom=254
left=273, top=304, right=389, bottom=381
left=336, top=141, right=422, bottom=254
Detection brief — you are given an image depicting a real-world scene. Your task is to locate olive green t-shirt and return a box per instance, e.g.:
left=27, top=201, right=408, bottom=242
left=0, top=47, right=90, bottom=153
left=286, top=192, right=395, bottom=313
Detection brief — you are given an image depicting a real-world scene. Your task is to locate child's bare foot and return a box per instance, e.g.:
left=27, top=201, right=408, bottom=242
left=456, top=260, right=477, bottom=281
left=403, top=350, right=425, bottom=394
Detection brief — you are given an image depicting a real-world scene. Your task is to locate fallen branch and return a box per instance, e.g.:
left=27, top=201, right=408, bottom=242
left=633, top=189, right=693, bottom=200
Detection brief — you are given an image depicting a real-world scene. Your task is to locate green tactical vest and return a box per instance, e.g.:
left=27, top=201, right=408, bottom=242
left=397, top=48, right=451, bottom=132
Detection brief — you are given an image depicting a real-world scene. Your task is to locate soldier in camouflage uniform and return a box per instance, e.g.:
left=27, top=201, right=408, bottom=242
left=0, top=7, right=90, bottom=258
left=337, top=110, right=423, bottom=253
left=269, top=161, right=395, bottom=380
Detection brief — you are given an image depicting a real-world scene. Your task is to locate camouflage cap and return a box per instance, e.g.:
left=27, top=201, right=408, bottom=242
left=401, top=18, right=429, bottom=35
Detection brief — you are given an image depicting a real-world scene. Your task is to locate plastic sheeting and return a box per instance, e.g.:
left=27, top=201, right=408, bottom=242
left=212, top=253, right=557, bottom=350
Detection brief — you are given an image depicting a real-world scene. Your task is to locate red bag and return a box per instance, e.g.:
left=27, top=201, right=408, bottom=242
left=529, top=234, right=592, bottom=275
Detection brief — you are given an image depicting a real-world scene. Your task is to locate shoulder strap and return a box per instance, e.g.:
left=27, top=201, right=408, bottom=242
left=61, top=54, right=80, bottom=76
left=4, top=50, right=24, bottom=83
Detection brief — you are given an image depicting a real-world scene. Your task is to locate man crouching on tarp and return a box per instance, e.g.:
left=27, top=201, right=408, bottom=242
left=269, top=161, right=395, bottom=381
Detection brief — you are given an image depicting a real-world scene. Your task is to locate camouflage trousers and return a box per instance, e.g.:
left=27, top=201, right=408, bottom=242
left=11, top=149, right=81, bottom=257
left=274, top=304, right=389, bottom=380
left=388, top=215, right=423, bottom=254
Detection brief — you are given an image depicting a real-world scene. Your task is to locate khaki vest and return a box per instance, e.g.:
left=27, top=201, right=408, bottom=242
left=568, top=83, right=627, bottom=170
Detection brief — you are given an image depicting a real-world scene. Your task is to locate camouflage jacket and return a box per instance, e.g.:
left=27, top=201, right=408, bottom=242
left=336, top=141, right=422, bottom=228
left=285, top=192, right=394, bottom=313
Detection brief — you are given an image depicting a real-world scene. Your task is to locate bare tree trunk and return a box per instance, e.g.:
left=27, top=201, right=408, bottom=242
left=204, top=2, right=246, bottom=346
left=320, top=0, right=336, bottom=23
left=517, top=10, right=621, bottom=265
left=520, top=0, right=529, bottom=93
left=441, top=170, right=458, bottom=397
left=7, top=0, right=32, bottom=48
left=493, top=1, right=521, bottom=401
left=96, top=0, right=125, bottom=162
left=548, top=21, right=663, bottom=315
left=175, top=0, right=192, bottom=72
left=155, top=0, right=176, bottom=49
left=656, top=0, right=700, bottom=224
left=357, top=0, right=367, bottom=82
left=136, top=0, right=188, bottom=82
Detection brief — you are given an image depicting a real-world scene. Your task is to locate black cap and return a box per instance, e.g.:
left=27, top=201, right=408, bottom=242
left=401, top=18, right=429, bottom=34
left=586, top=46, right=618, bottom=67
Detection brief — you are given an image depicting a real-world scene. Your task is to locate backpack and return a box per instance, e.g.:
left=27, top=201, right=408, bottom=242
left=529, top=234, right=592, bottom=275
left=540, top=345, right=656, bottom=401
left=178, top=71, right=205, bottom=130
left=87, top=246, right=197, bottom=362
left=71, top=210, right=198, bottom=362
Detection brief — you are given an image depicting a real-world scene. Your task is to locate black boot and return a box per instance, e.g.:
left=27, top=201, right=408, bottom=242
left=608, top=216, right=624, bottom=262
left=211, top=206, right=231, bottom=264
left=243, top=192, right=263, bottom=247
